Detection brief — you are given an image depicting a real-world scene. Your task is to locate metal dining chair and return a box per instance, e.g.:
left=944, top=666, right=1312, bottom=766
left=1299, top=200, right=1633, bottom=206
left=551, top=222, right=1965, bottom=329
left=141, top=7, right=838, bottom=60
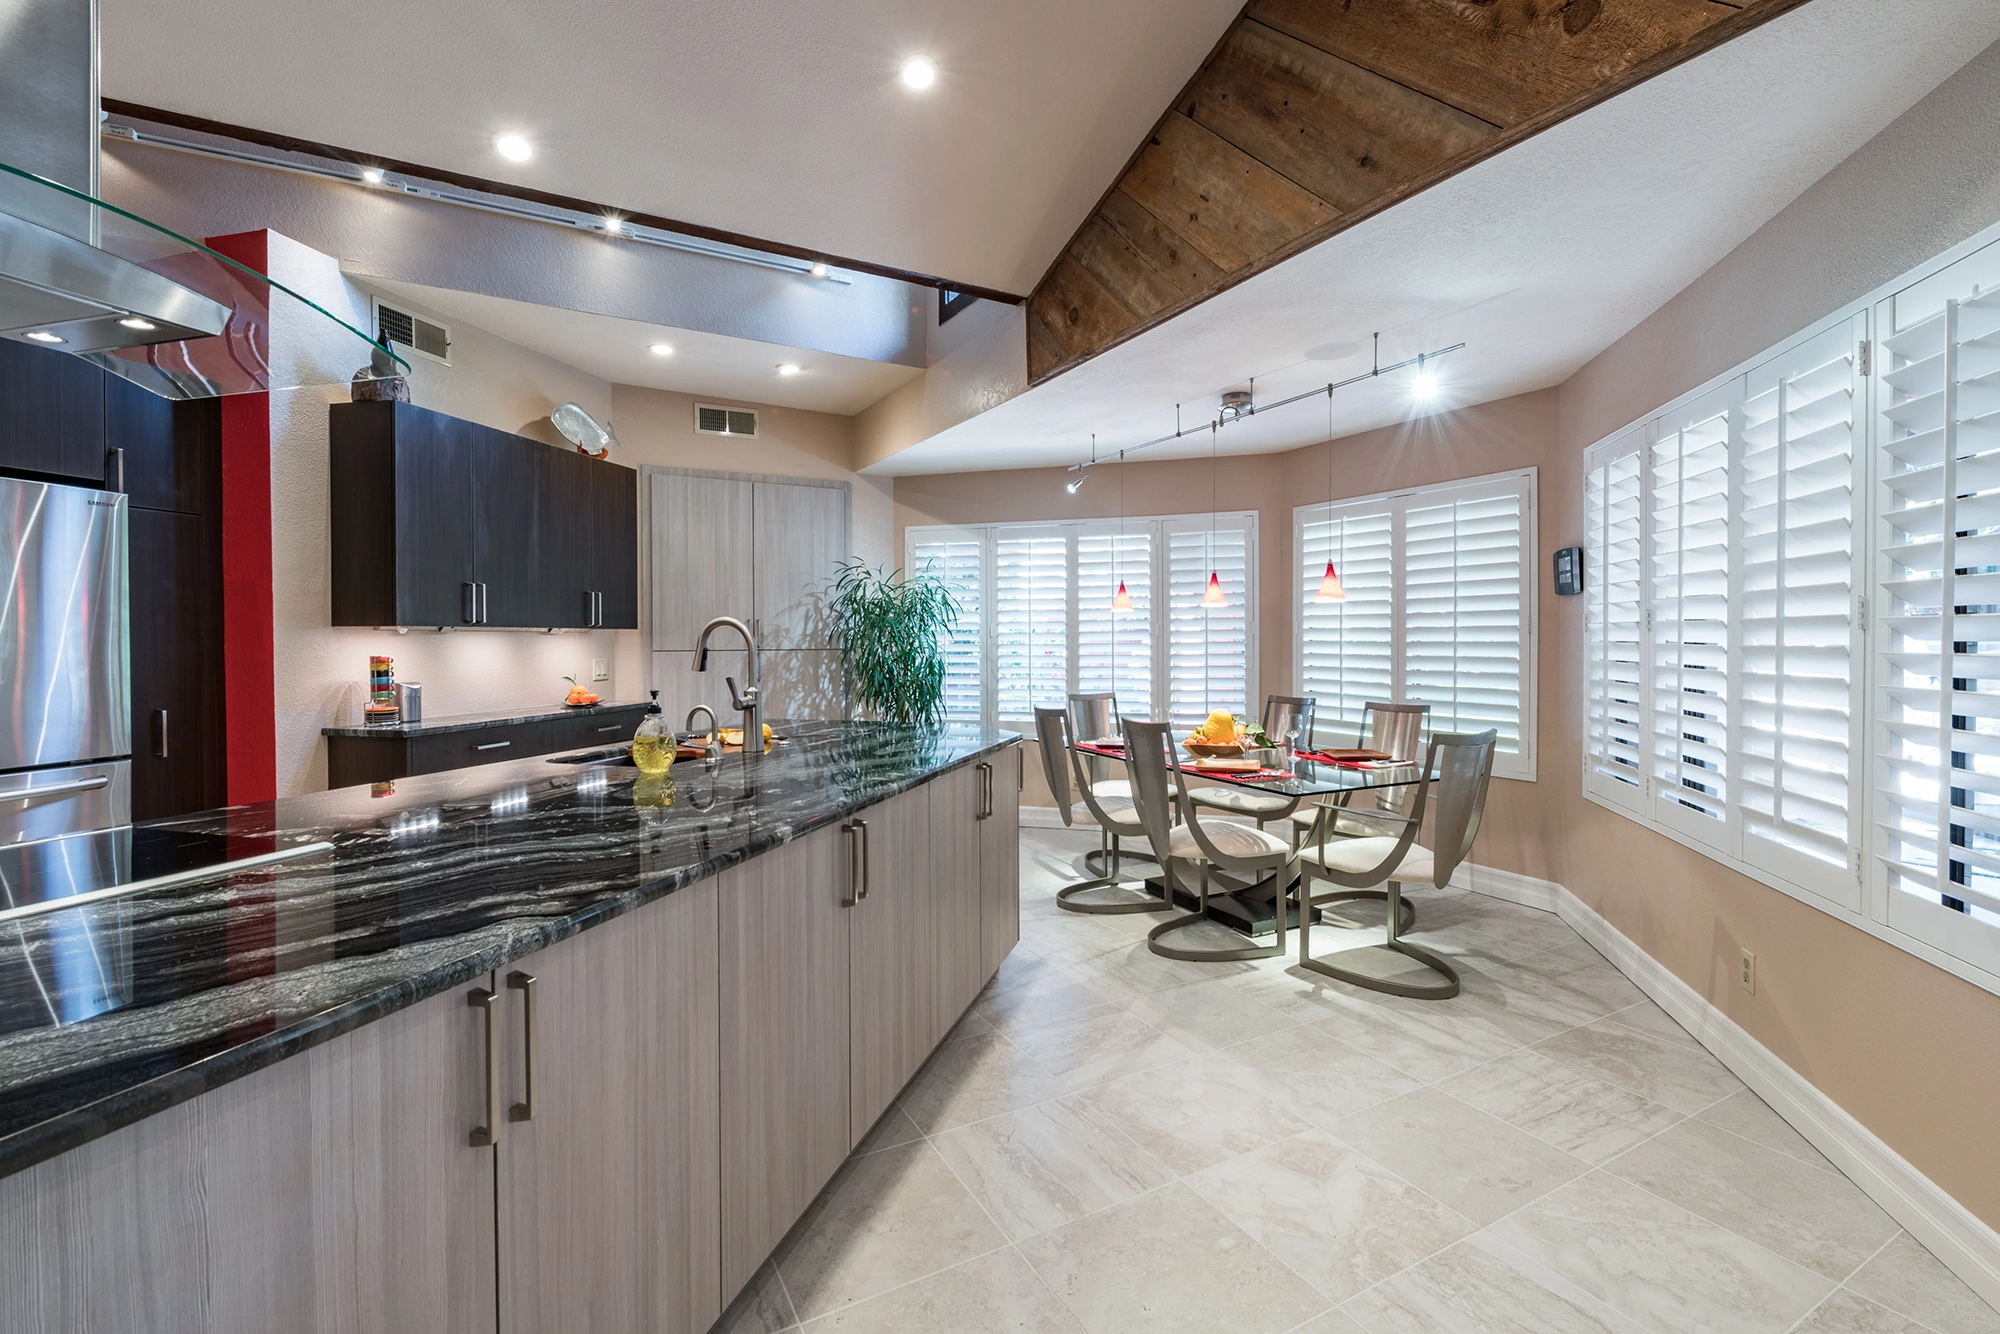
left=1291, top=701, right=1431, bottom=856
left=1034, top=706, right=1170, bottom=916
left=1124, top=717, right=1298, bottom=962
left=1293, top=729, right=1496, bottom=999
left=1188, top=694, right=1316, bottom=828
left=1068, top=691, right=1172, bottom=875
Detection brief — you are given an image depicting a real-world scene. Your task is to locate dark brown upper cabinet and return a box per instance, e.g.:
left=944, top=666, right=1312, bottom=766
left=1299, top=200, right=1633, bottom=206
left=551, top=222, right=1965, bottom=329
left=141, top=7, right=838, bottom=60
left=330, top=401, right=636, bottom=630
left=0, top=336, right=106, bottom=484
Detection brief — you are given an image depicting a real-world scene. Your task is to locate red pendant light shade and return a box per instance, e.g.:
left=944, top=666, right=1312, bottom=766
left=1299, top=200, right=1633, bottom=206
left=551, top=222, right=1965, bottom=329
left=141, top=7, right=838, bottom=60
left=1201, top=571, right=1226, bottom=608
left=1112, top=579, right=1134, bottom=612
left=1314, top=560, right=1347, bottom=603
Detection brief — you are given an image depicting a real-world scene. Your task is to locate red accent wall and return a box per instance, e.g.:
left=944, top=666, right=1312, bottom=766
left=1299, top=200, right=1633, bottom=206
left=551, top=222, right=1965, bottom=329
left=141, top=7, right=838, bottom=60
left=204, top=231, right=278, bottom=805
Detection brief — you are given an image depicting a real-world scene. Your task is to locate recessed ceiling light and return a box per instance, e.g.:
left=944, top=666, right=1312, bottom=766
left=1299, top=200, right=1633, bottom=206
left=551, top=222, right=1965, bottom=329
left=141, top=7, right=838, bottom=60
left=649, top=343, right=674, bottom=357
left=24, top=331, right=64, bottom=344
left=493, top=132, right=534, bottom=162
left=810, top=262, right=828, bottom=278
left=360, top=167, right=385, bottom=185
left=117, top=316, right=157, bottom=331
left=776, top=363, right=802, bottom=377
left=899, top=55, right=937, bottom=90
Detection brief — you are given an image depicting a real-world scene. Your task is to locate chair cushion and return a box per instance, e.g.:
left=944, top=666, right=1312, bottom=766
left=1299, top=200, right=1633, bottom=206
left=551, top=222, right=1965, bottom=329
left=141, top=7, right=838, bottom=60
left=1189, top=786, right=1294, bottom=816
left=1073, top=798, right=1145, bottom=832
left=1167, top=822, right=1292, bottom=862
left=1300, top=835, right=1435, bottom=885
left=1089, top=778, right=1178, bottom=802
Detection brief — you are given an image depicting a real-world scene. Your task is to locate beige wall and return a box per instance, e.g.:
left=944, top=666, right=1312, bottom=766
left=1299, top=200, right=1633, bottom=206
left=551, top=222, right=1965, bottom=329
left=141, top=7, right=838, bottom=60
left=1546, top=37, right=2000, bottom=1230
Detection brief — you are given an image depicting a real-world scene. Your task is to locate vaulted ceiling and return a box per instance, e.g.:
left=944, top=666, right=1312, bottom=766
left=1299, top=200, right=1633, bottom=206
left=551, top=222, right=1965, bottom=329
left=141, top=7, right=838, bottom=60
left=1024, top=0, right=1811, bottom=383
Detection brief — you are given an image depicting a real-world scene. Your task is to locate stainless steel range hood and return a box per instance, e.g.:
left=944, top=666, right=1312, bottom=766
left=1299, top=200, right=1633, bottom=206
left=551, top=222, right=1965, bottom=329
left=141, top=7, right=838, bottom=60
left=0, top=203, right=229, bottom=352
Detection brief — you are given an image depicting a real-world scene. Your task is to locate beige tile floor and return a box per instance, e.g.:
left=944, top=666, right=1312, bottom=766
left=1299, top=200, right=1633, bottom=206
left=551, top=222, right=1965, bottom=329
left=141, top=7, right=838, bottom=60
left=717, top=828, right=2000, bottom=1334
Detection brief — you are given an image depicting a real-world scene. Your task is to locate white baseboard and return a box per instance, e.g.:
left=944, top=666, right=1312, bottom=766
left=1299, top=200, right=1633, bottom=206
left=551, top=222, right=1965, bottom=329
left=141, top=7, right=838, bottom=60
left=1448, top=862, right=1563, bottom=913
left=1555, top=885, right=2000, bottom=1311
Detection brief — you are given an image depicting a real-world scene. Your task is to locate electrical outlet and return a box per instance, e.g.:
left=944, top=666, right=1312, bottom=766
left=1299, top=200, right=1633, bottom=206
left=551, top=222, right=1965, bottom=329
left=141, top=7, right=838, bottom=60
left=1740, top=948, right=1757, bottom=995
left=591, top=658, right=609, bottom=682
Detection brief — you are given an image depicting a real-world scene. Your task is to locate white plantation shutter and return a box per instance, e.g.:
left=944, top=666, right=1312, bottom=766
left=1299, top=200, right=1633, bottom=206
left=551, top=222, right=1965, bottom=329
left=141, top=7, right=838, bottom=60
left=1166, top=515, right=1253, bottom=731
left=1873, top=245, right=2000, bottom=975
left=909, top=528, right=986, bottom=722
left=1649, top=387, right=1735, bottom=847
left=1294, top=470, right=1537, bottom=778
left=1739, top=320, right=1862, bottom=902
left=994, top=529, right=1069, bottom=720
left=1584, top=431, right=1646, bottom=811
left=1404, top=479, right=1529, bottom=761
left=1077, top=527, right=1153, bottom=717
left=1297, top=505, right=1393, bottom=746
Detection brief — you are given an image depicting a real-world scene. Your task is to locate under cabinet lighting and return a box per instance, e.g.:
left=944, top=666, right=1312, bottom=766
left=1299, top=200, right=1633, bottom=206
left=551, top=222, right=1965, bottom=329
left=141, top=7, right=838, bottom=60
left=649, top=342, right=674, bottom=357
left=493, top=132, right=534, bottom=163
left=604, top=216, right=626, bottom=236
left=117, top=316, right=156, bottom=331
left=900, top=55, right=937, bottom=90
left=811, top=262, right=829, bottom=278
left=24, top=331, right=63, bottom=343
left=776, top=363, right=802, bottom=377
left=360, top=167, right=385, bottom=185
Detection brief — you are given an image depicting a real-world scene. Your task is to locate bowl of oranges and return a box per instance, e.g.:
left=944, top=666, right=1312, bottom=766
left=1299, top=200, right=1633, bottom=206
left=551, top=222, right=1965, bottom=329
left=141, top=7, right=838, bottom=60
left=1184, top=711, right=1276, bottom=758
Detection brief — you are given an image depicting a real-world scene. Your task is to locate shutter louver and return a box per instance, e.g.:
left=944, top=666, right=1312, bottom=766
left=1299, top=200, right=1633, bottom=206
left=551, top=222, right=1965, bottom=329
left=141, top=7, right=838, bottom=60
left=1077, top=529, right=1153, bottom=717
left=910, top=530, right=985, bottom=722
left=1404, top=490, right=1526, bottom=757
left=1650, top=389, right=1735, bottom=845
left=1739, top=322, right=1860, bottom=897
left=994, top=531, right=1070, bottom=720
left=1299, top=508, right=1393, bottom=746
left=1167, top=518, right=1251, bottom=730
left=1585, top=435, right=1645, bottom=809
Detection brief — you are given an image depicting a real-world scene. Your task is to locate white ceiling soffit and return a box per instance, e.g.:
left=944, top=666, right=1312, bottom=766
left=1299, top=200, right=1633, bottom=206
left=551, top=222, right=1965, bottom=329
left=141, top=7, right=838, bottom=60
left=361, top=278, right=922, bottom=417
left=99, top=0, right=1243, bottom=297
left=869, top=0, right=2000, bottom=477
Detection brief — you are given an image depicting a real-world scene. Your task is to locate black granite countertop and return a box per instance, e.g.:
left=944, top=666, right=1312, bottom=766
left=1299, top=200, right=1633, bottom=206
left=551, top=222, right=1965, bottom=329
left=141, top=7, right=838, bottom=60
left=0, top=721, right=1019, bottom=1179
left=322, top=699, right=650, bottom=739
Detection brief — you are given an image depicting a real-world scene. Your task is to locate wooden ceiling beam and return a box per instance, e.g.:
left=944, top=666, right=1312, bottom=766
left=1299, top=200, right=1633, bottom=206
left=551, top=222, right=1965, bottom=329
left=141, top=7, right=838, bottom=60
left=1025, top=0, right=1807, bottom=385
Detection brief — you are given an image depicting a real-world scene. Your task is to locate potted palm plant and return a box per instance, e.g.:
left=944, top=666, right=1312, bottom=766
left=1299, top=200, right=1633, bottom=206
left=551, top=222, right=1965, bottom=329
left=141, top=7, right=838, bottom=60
left=827, top=558, right=959, bottom=726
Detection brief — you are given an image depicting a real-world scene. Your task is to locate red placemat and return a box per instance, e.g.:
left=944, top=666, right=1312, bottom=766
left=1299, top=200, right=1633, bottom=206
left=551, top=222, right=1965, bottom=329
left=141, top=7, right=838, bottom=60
left=1075, top=741, right=1126, bottom=758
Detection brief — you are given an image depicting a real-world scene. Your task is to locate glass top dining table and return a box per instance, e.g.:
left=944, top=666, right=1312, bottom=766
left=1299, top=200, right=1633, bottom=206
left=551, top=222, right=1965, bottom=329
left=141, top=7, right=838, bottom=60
left=1071, top=742, right=1433, bottom=800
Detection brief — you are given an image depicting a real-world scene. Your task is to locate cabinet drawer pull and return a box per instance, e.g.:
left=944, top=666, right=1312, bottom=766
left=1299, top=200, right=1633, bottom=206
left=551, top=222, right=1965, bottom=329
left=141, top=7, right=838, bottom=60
left=593, top=724, right=620, bottom=734
left=507, top=970, right=538, bottom=1123
left=468, top=986, right=501, bottom=1147
left=474, top=740, right=512, bottom=752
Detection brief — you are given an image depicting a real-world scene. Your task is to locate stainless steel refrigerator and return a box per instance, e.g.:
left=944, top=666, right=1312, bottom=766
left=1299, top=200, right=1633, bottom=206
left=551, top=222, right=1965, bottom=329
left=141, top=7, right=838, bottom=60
left=0, top=476, right=130, bottom=841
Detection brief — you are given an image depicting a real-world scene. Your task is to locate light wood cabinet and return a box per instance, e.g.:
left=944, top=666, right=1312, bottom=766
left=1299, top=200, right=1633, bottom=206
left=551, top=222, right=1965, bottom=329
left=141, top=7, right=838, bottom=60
left=497, top=878, right=722, bottom=1334
left=719, top=822, right=852, bottom=1302
left=981, top=744, right=1024, bottom=981
left=0, top=980, right=497, bottom=1334
left=932, top=763, right=986, bottom=1041
left=848, top=783, right=936, bottom=1143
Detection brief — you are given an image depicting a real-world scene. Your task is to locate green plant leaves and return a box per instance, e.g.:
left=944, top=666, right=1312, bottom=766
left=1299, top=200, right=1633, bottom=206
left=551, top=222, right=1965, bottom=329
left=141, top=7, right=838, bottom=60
left=828, top=558, right=960, bottom=727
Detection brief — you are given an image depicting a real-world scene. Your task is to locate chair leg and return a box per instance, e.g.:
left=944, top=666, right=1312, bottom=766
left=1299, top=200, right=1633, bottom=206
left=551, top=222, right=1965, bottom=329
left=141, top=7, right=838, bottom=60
left=1295, top=878, right=1459, bottom=999
left=1300, top=885, right=1416, bottom=934
left=1146, top=857, right=1285, bottom=962
left=1058, top=829, right=1170, bottom=916
left=1085, top=832, right=1159, bottom=877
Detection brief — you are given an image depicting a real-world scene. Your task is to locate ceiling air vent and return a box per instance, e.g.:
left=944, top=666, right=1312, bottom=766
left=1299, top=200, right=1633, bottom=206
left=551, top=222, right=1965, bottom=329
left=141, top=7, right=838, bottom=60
left=695, top=403, right=758, bottom=438
left=372, top=298, right=451, bottom=365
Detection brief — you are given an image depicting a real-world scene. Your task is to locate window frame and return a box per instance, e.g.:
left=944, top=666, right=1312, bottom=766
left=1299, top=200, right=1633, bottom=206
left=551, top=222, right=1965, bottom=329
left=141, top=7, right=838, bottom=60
left=1293, top=468, right=1539, bottom=782
left=905, top=511, right=1259, bottom=731
left=1579, top=212, right=2000, bottom=1001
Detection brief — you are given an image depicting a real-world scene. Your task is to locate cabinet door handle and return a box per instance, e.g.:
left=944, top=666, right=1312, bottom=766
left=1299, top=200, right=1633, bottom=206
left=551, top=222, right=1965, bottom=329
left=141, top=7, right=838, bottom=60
left=855, top=818, right=869, bottom=900
left=593, top=724, right=620, bottom=734
left=1017, top=744, right=1025, bottom=792
left=468, top=986, right=501, bottom=1147
left=464, top=582, right=478, bottom=624
left=507, top=970, right=538, bottom=1123
left=154, top=708, right=169, bottom=759
left=977, top=762, right=993, bottom=819
left=106, top=447, right=125, bottom=494
left=480, top=582, right=490, bottom=624
left=843, top=822, right=860, bottom=907
left=474, top=740, right=512, bottom=752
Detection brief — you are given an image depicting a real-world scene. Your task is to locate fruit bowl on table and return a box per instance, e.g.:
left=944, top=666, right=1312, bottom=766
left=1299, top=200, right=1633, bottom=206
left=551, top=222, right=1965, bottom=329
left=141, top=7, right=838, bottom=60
left=1184, top=740, right=1246, bottom=758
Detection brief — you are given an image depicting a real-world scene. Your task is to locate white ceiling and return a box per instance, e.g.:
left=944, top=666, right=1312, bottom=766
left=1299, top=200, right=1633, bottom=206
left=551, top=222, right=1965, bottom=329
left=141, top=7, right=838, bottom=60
left=870, top=0, right=2000, bottom=476
left=361, top=277, right=923, bottom=416
left=100, top=0, right=1242, bottom=296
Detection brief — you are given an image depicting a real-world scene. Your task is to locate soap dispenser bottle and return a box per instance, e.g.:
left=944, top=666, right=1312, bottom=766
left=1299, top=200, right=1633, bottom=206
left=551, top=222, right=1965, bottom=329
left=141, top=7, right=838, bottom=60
left=631, top=690, right=675, bottom=775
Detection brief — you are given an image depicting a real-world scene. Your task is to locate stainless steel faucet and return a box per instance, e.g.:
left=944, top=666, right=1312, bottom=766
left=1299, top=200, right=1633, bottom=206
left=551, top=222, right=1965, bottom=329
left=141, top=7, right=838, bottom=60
left=693, top=616, right=761, bottom=763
